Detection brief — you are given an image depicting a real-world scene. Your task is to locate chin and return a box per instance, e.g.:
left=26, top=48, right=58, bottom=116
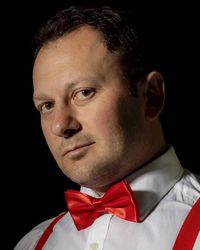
left=60, top=158, right=118, bottom=189
left=75, top=173, right=115, bottom=192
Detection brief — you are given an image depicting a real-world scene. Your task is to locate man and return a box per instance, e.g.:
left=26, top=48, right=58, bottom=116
left=15, top=5, right=200, bottom=250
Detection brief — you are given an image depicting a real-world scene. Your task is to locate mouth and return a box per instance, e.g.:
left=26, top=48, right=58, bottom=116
left=61, top=142, right=95, bottom=158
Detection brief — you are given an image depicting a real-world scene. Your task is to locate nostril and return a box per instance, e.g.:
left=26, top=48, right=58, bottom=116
left=63, top=126, right=82, bottom=138
left=51, top=114, right=82, bottom=137
left=63, top=128, right=78, bottom=138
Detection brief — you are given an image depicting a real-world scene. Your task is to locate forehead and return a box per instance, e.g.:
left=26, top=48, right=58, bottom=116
left=33, top=26, right=119, bottom=85
left=34, top=26, right=108, bottom=68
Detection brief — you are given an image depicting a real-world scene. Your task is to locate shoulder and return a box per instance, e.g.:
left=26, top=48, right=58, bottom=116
left=14, top=217, right=54, bottom=250
left=172, top=169, right=200, bottom=206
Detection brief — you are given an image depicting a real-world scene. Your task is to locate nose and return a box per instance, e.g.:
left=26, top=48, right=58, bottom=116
left=51, top=106, right=81, bottom=138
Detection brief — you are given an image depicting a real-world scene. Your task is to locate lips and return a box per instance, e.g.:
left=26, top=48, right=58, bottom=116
left=61, top=142, right=95, bottom=157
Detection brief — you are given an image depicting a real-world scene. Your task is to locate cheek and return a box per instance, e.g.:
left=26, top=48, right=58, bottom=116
left=84, top=101, right=124, bottom=139
left=41, top=122, right=57, bottom=153
left=88, top=103, right=116, bottom=128
left=41, top=122, right=49, bottom=141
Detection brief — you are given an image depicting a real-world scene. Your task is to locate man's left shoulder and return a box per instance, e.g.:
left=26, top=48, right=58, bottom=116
left=175, top=169, right=200, bottom=206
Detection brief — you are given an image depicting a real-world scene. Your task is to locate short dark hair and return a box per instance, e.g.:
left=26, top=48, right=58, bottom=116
left=33, top=5, right=147, bottom=95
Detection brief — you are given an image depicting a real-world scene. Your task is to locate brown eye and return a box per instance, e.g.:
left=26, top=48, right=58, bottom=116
left=40, top=102, right=54, bottom=113
left=74, top=88, right=95, bottom=101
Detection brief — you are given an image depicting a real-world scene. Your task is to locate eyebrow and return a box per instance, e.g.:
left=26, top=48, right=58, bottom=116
left=33, top=94, right=51, bottom=103
left=33, top=82, right=77, bottom=104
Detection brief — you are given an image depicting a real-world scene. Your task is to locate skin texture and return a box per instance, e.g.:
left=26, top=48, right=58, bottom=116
left=33, top=26, right=166, bottom=192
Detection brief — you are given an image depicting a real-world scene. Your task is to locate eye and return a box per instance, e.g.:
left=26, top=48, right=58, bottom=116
left=39, top=102, right=54, bottom=113
left=73, top=88, right=95, bottom=102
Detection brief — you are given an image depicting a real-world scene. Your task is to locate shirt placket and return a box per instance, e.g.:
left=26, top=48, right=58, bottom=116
left=84, top=214, right=112, bottom=250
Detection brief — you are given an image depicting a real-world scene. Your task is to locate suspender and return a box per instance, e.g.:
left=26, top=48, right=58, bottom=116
left=34, top=198, right=200, bottom=250
left=34, top=212, right=67, bottom=250
left=173, top=197, right=200, bottom=250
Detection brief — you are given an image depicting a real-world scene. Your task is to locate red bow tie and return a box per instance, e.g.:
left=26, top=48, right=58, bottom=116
left=64, top=180, right=140, bottom=230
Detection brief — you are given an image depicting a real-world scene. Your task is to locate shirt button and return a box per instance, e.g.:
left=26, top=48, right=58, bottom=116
left=89, top=242, right=99, bottom=250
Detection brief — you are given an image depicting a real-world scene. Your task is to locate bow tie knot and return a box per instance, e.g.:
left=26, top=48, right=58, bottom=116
left=92, top=199, right=105, bottom=212
left=65, top=180, right=140, bottom=230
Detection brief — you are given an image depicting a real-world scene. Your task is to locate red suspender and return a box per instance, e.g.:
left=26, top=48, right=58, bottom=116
left=34, top=198, right=200, bottom=250
left=35, top=212, right=67, bottom=250
left=173, top=198, right=200, bottom=250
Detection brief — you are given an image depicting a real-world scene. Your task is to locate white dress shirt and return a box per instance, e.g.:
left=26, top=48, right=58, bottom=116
left=15, top=147, right=200, bottom=250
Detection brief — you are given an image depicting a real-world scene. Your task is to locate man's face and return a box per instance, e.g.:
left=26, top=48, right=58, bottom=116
left=33, top=26, right=148, bottom=191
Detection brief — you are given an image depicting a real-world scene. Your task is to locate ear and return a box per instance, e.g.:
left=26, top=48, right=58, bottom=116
left=143, top=71, right=165, bottom=120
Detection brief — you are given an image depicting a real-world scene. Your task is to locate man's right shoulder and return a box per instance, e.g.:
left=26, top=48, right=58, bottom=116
left=14, top=218, right=54, bottom=250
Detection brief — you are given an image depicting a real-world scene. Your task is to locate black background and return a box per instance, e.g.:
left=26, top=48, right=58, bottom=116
left=4, top=1, right=199, bottom=249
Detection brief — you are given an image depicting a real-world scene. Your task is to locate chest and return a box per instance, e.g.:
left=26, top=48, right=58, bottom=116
left=43, top=212, right=184, bottom=250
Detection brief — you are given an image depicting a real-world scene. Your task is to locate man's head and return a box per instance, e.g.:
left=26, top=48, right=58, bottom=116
left=33, top=6, right=166, bottom=192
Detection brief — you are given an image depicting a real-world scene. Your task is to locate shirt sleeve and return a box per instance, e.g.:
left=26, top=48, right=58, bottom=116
left=14, top=218, right=53, bottom=250
left=193, top=233, right=200, bottom=250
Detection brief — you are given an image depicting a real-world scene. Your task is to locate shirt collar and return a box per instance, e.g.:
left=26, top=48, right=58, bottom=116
left=80, top=146, right=184, bottom=220
left=126, top=146, right=184, bottom=220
